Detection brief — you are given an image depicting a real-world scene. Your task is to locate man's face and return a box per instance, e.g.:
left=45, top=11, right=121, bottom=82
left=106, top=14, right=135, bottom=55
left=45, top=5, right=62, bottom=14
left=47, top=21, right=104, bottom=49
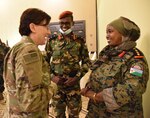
left=59, top=16, right=74, bottom=32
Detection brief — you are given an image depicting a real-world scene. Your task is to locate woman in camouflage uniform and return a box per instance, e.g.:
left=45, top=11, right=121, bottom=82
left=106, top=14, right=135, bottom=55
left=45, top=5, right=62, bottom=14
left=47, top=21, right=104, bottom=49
left=3, top=8, right=54, bottom=118
left=81, top=17, right=149, bottom=118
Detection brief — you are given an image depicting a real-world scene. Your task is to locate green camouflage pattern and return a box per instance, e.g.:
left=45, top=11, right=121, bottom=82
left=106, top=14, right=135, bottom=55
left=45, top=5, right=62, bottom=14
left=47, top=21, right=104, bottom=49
left=45, top=32, right=90, bottom=80
left=0, top=39, right=10, bottom=93
left=45, top=32, right=90, bottom=118
left=86, top=41, right=149, bottom=118
left=3, top=36, right=54, bottom=118
left=52, top=89, right=82, bottom=118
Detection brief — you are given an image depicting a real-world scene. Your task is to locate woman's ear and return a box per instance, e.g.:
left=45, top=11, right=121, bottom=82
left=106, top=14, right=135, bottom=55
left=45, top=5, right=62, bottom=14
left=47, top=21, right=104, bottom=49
left=29, top=23, right=36, bottom=33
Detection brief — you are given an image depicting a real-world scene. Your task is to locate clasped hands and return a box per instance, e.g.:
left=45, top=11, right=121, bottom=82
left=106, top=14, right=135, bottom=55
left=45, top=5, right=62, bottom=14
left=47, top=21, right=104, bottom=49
left=81, top=87, right=103, bottom=103
left=52, top=75, right=78, bottom=86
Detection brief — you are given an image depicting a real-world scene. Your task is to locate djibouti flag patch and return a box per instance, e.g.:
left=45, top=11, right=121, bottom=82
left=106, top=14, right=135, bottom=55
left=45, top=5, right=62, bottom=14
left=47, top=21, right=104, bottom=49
left=130, top=66, right=143, bottom=77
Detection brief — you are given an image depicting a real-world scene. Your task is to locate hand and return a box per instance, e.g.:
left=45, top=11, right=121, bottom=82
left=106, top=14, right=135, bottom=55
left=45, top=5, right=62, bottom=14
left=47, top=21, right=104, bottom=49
left=64, top=77, right=78, bottom=86
left=52, top=76, right=65, bottom=85
left=82, top=90, right=103, bottom=103
left=84, top=90, right=95, bottom=99
left=94, top=92, right=103, bottom=102
left=81, top=87, right=90, bottom=96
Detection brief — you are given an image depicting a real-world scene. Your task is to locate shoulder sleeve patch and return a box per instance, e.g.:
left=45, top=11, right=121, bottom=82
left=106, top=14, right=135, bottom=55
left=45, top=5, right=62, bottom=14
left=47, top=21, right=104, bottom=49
left=23, top=52, right=40, bottom=65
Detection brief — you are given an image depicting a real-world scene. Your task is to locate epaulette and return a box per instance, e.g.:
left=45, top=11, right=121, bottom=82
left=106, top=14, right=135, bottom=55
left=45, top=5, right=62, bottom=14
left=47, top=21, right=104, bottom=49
left=131, top=48, right=144, bottom=59
left=118, top=48, right=144, bottom=59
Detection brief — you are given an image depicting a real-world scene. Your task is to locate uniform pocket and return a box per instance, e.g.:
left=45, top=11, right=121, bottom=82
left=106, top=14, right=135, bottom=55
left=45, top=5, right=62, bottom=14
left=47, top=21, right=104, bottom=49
left=102, top=61, right=123, bottom=77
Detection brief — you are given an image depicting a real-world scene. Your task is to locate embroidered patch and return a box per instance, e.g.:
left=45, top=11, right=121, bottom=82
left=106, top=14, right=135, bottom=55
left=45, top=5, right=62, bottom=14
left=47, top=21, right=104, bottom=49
left=130, top=66, right=143, bottom=77
left=23, top=52, right=39, bottom=64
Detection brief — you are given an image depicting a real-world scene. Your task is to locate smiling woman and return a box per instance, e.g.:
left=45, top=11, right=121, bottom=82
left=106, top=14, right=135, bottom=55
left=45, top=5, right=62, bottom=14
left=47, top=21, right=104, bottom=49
left=2, top=8, right=55, bottom=118
left=0, top=0, right=97, bottom=52
left=81, top=16, right=149, bottom=118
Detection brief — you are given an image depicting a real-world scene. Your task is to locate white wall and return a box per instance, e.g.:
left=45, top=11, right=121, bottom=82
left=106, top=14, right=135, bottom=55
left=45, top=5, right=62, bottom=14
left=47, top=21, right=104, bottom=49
left=0, top=0, right=97, bottom=52
left=97, top=0, right=150, bottom=117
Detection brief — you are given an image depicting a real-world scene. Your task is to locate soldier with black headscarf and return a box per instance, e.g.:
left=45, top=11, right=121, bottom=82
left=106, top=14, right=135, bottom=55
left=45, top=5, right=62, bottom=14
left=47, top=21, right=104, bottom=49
left=81, top=16, right=149, bottom=118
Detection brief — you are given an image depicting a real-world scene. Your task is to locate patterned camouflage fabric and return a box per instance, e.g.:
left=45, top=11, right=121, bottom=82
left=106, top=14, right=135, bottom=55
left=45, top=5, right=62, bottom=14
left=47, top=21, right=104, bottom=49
left=3, top=36, right=54, bottom=118
left=85, top=41, right=149, bottom=118
left=45, top=31, right=90, bottom=118
left=0, top=40, right=10, bottom=94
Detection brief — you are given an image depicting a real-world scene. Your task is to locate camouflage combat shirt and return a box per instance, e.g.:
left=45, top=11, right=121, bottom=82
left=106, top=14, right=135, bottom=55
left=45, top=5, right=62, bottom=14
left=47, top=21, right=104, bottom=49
left=0, top=40, right=10, bottom=93
left=45, top=31, right=90, bottom=90
left=86, top=41, right=149, bottom=118
left=3, top=36, right=53, bottom=118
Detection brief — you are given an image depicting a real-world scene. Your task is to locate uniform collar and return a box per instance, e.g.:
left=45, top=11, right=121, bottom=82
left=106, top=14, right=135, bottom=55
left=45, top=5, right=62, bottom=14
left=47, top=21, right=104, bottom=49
left=22, top=35, right=35, bottom=44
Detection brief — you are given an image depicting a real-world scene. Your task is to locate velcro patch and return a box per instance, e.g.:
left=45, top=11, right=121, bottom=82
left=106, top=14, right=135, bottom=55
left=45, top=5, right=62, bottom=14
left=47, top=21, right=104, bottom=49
left=23, top=52, right=39, bottom=64
left=130, top=65, right=143, bottom=77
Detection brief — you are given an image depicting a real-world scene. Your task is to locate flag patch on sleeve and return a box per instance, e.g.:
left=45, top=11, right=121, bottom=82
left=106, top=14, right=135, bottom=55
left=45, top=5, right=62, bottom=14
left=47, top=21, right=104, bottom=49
left=130, top=66, right=143, bottom=77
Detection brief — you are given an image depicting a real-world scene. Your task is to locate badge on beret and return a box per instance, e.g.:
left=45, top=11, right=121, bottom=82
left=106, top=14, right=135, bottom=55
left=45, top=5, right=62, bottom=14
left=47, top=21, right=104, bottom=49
left=130, top=65, right=143, bottom=77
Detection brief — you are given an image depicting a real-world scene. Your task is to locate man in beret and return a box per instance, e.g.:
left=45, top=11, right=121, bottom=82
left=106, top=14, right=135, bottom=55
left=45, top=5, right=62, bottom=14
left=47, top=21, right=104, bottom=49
left=81, top=16, right=149, bottom=118
left=45, top=11, right=90, bottom=118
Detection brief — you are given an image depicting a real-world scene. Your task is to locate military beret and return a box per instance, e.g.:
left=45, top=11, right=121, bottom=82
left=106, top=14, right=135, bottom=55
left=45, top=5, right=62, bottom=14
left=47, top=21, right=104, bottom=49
left=108, top=16, right=140, bottom=41
left=59, top=11, right=73, bottom=19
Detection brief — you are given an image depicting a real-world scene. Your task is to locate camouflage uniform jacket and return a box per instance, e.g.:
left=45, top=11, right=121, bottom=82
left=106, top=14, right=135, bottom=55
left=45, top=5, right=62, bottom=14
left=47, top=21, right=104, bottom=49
left=0, top=41, right=10, bottom=93
left=3, top=36, right=53, bottom=118
left=45, top=32, right=90, bottom=90
left=87, top=41, right=149, bottom=118
left=0, top=40, right=10, bottom=75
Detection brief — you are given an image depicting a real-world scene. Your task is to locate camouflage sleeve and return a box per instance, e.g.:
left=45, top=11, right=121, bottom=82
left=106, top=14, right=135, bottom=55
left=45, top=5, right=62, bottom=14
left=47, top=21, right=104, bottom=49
left=102, top=59, right=149, bottom=111
left=45, top=39, right=52, bottom=64
left=77, top=42, right=90, bottom=79
left=102, top=88, right=120, bottom=111
left=16, top=44, right=51, bottom=112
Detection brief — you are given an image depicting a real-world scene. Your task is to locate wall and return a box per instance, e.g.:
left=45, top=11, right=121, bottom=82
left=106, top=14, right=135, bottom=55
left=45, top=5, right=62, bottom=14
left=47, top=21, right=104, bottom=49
left=1, top=0, right=150, bottom=117
left=97, top=0, right=150, bottom=117
left=0, top=0, right=97, bottom=52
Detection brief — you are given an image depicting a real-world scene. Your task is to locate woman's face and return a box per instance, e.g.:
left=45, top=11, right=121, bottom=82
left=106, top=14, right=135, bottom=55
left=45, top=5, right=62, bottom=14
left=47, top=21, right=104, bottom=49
left=30, top=20, right=51, bottom=45
left=106, top=25, right=123, bottom=46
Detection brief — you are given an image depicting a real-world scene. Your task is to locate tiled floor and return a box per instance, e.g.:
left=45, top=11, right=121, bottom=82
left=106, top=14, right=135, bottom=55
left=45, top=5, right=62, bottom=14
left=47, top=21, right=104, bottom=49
left=0, top=95, right=89, bottom=118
